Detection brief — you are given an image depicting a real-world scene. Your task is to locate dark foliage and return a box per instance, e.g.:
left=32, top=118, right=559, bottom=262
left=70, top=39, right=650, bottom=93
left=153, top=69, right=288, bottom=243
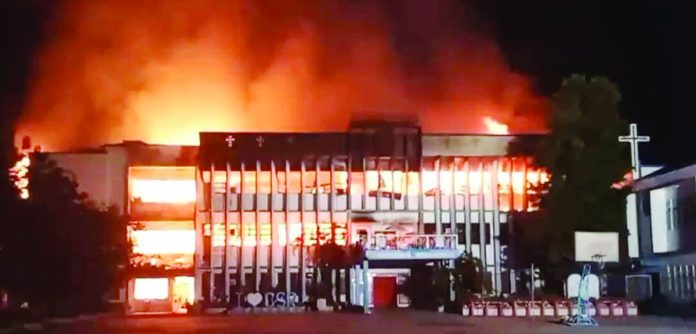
left=511, top=75, right=631, bottom=294
left=402, top=265, right=439, bottom=309
left=452, top=253, right=487, bottom=301
left=0, top=154, right=128, bottom=317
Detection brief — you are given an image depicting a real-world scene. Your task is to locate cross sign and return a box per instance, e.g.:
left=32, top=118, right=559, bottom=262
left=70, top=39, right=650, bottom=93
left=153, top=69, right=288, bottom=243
left=618, top=123, right=650, bottom=178
left=225, top=135, right=236, bottom=148
left=256, top=136, right=265, bottom=147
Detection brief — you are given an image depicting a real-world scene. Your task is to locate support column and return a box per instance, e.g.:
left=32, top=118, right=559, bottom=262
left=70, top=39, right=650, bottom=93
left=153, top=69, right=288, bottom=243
left=329, top=157, right=337, bottom=306
left=362, top=157, right=367, bottom=210
left=464, top=159, right=471, bottom=254
left=330, top=157, right=335, bottom=242
left=435, top=156, right=442, bottom=235
left=376, top=158, right=382, bottom=211
left=300, top=160, right=307, bottom=303
left=491, top=159, right=502, bottom=294
left=347, top=157, right=352, bottom=244
left=270, top=160, right=277, bottom=287
left=450, top=158, right=456, bottom=237
left=390, top=158, right=395, bottom=211
left=255, top=160, right=261, bottom=292
left=315, top=157, right=321, bottom=294
left=350, top=266, right=357, bottom=305
left=224, top=162, right=231, bottom=302
left=362, top=260, right=370, bottom=314
left=209, top=163, right=216, bottom=302
left=284, top=160, right=291, bottom=299
left=478, top=160, right=487, bottom=272
left=405, top=159, right=410, bottom=211
left=239, top=162, right=246, bottom=288
left=692, top=265, right=696, bottom=300
left=418, top=157, right=424, bottom=234
left=507, top=158, right=515, bottom=294
left=195, top=166, right=204, bottom=302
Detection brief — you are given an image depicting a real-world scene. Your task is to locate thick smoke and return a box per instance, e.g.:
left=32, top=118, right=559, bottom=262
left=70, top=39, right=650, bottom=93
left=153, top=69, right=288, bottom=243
left=17, top=0, right=547, bottom=150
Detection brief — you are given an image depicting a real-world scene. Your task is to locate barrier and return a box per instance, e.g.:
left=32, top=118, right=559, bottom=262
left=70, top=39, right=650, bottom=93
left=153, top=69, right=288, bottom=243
left=587, top=302, right=597, bottom=316
left=470, top=301, right=485, bottom=316
left=513, top=301, right=527, bottom=317
left=609, top=300, right=624, bottom=317
left=500, top=302, right=513, bottom=317
left=624, top=301, right=638, bottom=316
left=459, top=298, right=637, bottom=318
left=484, top=302, right=499, bottom=317
left=554, top=300, right=571, bottom=318
left=528, top=301, right=542, bottom=317
left=542, top=301, right=555, bottom=317
left=461, top=304, right=470, bottom=317
left=595, top=301, right=610, bottom=317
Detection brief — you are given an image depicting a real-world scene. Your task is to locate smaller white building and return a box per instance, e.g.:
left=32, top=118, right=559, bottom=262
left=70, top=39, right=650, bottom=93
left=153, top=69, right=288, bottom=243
left=628, top=163, right=696, bottom=303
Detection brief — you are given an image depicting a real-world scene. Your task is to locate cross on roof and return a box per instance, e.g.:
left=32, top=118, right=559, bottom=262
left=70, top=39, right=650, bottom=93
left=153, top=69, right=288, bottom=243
left=225, top=135, right=235, bottom=148
left=618, top=123, right=650, bottom=179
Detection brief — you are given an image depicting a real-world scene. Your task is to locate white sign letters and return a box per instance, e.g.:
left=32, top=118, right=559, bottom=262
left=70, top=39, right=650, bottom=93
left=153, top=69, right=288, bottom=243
left=236, top=291, right=299, bottom=308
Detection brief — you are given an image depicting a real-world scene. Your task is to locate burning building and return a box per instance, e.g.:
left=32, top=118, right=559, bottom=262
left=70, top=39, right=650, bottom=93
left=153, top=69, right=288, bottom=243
left=43, top=142, right=198, bottom=313
left=37, top=121, right=546, bottom=313
left=8, top=0, right=556, bottom=314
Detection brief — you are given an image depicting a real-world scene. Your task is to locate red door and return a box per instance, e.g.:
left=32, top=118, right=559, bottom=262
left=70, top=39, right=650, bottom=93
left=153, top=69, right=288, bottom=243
left=372, top=276, right=397, bottom=307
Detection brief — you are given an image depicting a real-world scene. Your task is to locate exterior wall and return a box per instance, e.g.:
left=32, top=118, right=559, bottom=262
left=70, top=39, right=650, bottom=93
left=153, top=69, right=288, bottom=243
left=631, top=165, right=696, bottom=302
left=195, top=153, right=545, bottom=305
left=635, top=176, right=696, bottom=263
left=627, top=166, right=663, bottom=258
left=422, top=135, right=513, bottom=157
left=48, top=147, right=128, bottom=211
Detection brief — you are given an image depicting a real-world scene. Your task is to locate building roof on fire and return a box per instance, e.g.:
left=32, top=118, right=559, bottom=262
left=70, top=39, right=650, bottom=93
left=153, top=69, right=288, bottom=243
left=198, top=126, right=543, bottom=169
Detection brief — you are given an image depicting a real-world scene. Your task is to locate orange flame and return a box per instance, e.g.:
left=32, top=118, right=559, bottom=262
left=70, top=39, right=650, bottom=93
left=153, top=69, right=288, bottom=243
left=482, top=116, right=509, bottom=135
left=16, top=0, right=547, bottom=150
left=9, top=153, right=30, bottom=199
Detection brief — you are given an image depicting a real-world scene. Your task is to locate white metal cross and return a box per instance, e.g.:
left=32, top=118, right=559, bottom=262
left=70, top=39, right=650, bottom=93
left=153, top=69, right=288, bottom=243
left=225, top=135, right=236, bottom=147
left=256, top=136, right=265, bottom=147
left=618, top=123, right=650, bottom=178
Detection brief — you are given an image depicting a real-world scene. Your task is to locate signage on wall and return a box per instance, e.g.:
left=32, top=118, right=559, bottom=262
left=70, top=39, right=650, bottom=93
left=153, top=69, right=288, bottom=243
left=235, top=291, right=300, bottom=308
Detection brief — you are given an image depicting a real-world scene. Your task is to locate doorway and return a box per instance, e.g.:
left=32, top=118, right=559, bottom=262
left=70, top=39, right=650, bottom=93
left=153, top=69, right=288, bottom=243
left=173, top=276, right=195, bottom=313
left=372, top=276, right=397, bottom=307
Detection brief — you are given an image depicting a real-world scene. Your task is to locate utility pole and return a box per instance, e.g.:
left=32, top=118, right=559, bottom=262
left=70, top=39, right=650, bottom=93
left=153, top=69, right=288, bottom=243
left=530, top=263, right=535, bottom=302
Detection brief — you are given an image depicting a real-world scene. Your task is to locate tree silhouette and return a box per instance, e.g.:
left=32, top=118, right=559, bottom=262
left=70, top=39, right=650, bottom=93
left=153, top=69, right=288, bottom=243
left=0, top=154, right=128, bottom=316
left=532, top=75, right=631, bottom=292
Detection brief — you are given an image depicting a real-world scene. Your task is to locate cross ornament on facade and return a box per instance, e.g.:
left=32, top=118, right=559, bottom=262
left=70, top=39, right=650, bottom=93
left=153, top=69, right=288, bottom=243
left=618, top=123, right=650, bottom=179
left=225, top=135, right=236, bottom=148
left=256, top=136, right=265, bottom=147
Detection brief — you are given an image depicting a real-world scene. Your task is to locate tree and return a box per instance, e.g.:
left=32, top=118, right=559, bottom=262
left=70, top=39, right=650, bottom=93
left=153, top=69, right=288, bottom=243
left=452, top=253, right=486, bottom=302
left=534, top=75, right=630, bottom=289
left=0, top=154, right=128, bottom=316
left=312, top=234, right=347, bottom=308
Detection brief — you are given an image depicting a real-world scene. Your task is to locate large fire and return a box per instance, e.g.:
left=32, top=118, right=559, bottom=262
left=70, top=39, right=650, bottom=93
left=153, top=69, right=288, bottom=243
left=9, top=153, right=30, bottom=199
left=482, top=116, right=510, bottom=135
left=16, top=0, right=547, bottom=150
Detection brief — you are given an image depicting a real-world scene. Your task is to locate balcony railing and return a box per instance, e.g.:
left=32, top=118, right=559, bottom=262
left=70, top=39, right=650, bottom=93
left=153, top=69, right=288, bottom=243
left=367, top=234, right=458, bottom=251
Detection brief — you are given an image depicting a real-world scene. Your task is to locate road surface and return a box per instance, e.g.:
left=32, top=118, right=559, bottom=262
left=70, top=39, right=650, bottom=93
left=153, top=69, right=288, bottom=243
left=12, top=310, right=696, bottom=334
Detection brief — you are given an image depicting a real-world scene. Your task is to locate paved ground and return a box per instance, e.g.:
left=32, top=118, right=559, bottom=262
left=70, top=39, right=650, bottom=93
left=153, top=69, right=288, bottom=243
left=13, top=310, right=696, bottom=334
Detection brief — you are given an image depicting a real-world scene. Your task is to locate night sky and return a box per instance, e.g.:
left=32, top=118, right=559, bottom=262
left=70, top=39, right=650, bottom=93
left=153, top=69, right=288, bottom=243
left=477, top=0, right=694, bottom=167
left=1, top=0, right=694, bottom=166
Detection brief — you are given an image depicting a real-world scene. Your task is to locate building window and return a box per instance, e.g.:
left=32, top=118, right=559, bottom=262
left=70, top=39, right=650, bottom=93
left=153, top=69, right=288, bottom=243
left=667, top=198, right=678, bottom=230
left=134, top=278, right=169, bottom=300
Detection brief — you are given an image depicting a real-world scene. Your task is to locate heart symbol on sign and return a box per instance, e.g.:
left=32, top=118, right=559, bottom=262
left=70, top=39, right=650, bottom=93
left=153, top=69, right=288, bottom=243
left=246, top=292, right=263, bottom=307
